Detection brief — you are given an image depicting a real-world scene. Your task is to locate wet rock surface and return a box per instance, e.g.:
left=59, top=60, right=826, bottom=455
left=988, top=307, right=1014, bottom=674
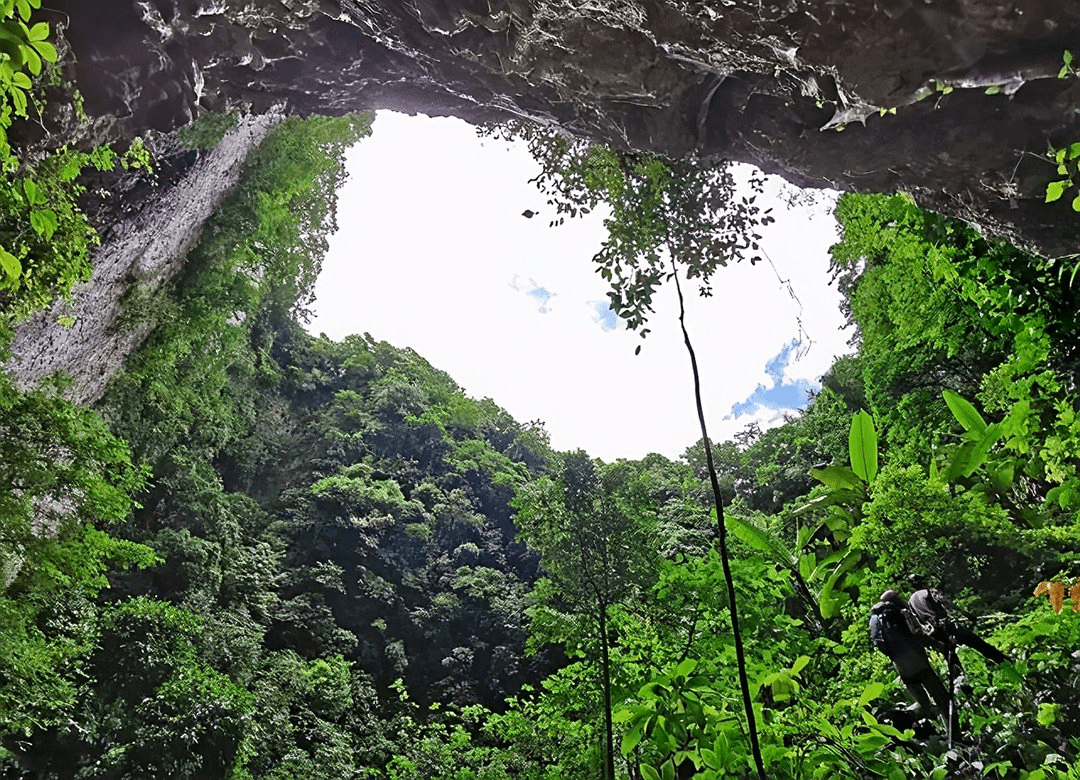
left=47, top=0, right=1080, bottom=255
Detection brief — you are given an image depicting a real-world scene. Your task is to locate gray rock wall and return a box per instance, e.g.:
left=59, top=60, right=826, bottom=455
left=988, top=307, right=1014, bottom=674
left=6, top=111, right=282, bottom=403
left=47, top=0, right=1080, bottom=255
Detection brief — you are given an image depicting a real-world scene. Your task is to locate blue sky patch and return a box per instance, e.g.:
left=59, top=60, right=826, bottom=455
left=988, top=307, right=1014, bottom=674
left=510, top=275, right=555, bottom=313
left=730, top=340, right=817, bottom=418
left=589, top=301, right=618, bottom=332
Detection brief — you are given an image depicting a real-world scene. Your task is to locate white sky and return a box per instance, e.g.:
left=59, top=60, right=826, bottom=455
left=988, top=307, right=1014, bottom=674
left=307, top=111, right=852, bottom=463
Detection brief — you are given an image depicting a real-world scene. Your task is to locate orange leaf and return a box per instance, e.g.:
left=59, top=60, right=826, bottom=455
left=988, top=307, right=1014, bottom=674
left=1049, top=581, right=1065, bottom=613
left=1071, top=582, right=1080, bottom=613
left=1034, top=581, right=1050, bottom=598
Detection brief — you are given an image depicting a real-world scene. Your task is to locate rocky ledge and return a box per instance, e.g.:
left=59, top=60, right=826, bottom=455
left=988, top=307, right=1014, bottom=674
left=41, top=0, right=1080, bottom=256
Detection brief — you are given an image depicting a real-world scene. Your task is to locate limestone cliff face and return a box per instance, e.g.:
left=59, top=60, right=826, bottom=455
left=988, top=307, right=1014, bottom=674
left=6, top=113, right=282, bottom=403
left=47, top=0, right=1080, bottom=255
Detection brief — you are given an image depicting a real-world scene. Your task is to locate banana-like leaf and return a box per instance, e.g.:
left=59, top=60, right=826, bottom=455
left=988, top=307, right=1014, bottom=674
left=848, top=410, right=878, bottom=484
left=945, top=440, right=976, bottom=483
left=943, top=389, right=987, bottom=434
left=727, top=515, right=795, bottom=566
left=962, top=422, right=1003, bottom=478
left=811, top=465, right=863, bottom=490
left=989, top=461, right=1015, bottom=492
left=792, top=488, right=861, bottom=516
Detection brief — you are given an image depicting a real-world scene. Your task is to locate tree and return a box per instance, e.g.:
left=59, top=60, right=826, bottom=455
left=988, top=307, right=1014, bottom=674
left=0, top=361, right=152, bottom=745
left=508, top=122, right=774, bottom=778
left=514, top=451, right=658, bottom=780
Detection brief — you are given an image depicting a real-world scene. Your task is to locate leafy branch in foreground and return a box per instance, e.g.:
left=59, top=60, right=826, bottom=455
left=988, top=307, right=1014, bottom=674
left=0, top=0, right=136, bottom=323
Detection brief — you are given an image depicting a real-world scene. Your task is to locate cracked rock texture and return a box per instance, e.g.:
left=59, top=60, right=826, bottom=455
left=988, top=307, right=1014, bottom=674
left=45, top=0, right=1080, bottom=256
left=6, top=112, right=282, bottom=403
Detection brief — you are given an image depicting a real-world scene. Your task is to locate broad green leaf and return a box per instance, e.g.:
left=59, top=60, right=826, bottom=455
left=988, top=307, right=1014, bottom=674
left=819, top=591, right=844, bottom=619
left=638, top=680, right=668, bottom=699
left=1045, top=179, right=1069, bottom=202
left=1072, top=193, right=1080, bottom=212
left=726, top=515, right=775, bottom=554
left=20, top=43, right=41, bottom=75
left=792, top=493, right=833, bottom=516
left=713, top=733, right=729, bottom=761
left=962, top=421, right=1002, bottom=477
left=790, top=655, right=810, bottom=675
left=674, top=658, right=697, bottom=679
left=792, top=487, right=861, bottom=516
left=945, top=440, right=976, bottom=483
left=0, top=245, right=22, bottom=281
left=818, top=576, right=848, bottom=619
left=11, top=85, right=27, bottom=116
left=15, top=0, right=31, bottom=21
left=771, top=676, right=795, bottom=702
left=29, top=208, right=57, bottom=239
left=943, top=389, right=987, bottom=434
left=621, top=723, right=644, bottom=755
left=26, top=21, right=47, bottom=41
left=11, top=71, right=30, bottom=89
left=653, top=721, right=675, bottom=753
left=727, top=515, right=795, bottom=565
left=810, top=465, right=862, bottom=490
left=640, top=765, right=661, bottom=780
left=700, top=748, right=721, bottom=770
left=30, top=39, right=56, bottom=62
left=848, top=410, right=878, bottom=484
left=990, top=461, right=1015, bottom=492
left=857, top=681, right=885, bottom=707
left=24, top=177, right=45, bottom=204
left=661, top=759, right=676, bottom=780
left=830, top=549, right=860, bottom=580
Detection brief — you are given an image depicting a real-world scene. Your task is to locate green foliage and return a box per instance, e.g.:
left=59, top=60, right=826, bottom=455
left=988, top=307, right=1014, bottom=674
left=178, top=111, right=240, bottom=150
left=0, top=143, right=119, bottom=320
left=0, top=0, right=55, bottom=125
left=11, top=72, right=1080, bottom=779
left=0, top=356, right=153, bottom=741
left=514, top=452, right=659, bottom=615
left=486, top=122, right=769, bottom=336
left=854, top=463, right=1018, bottom=593
left=1060, top=50, right=1076, bottom=79
left=0, top=3, right=130, bottom=321
left=830, top=192, right=1080, bottom=527
left=1043, top=141, right=1080, bottom=212
left=849, top=409, right=879, bottom=484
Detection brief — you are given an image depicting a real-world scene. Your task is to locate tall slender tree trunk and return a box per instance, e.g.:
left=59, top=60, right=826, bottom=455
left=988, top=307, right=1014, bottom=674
left=670, top=258, right=767, bottom=780
left=599, top=600, right=616, bottom=780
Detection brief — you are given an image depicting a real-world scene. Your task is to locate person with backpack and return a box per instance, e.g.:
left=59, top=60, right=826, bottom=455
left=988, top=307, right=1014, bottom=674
left=907, top=587, right=1008, bottom=666
left=869, top=589, right=956, bottom=733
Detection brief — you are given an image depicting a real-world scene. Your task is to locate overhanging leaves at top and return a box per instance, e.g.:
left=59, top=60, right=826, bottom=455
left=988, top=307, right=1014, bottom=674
left=484, top=122, right=772, bottom=336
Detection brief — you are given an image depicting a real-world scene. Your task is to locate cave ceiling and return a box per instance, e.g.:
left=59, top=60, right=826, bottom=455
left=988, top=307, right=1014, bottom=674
left=47, top=0, right=1080, bottom=254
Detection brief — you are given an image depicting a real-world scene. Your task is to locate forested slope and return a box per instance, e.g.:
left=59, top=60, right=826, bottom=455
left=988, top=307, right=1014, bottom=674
left=1, top=23, right=1079, bottom=779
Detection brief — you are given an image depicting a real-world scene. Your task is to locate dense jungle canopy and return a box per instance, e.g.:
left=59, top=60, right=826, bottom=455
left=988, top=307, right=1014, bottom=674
left=1, top=2, right=1079, bottom=779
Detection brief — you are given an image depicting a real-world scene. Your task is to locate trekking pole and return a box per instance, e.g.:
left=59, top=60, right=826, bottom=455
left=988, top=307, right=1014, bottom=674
left=946, top=647, right=956, bottom=749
